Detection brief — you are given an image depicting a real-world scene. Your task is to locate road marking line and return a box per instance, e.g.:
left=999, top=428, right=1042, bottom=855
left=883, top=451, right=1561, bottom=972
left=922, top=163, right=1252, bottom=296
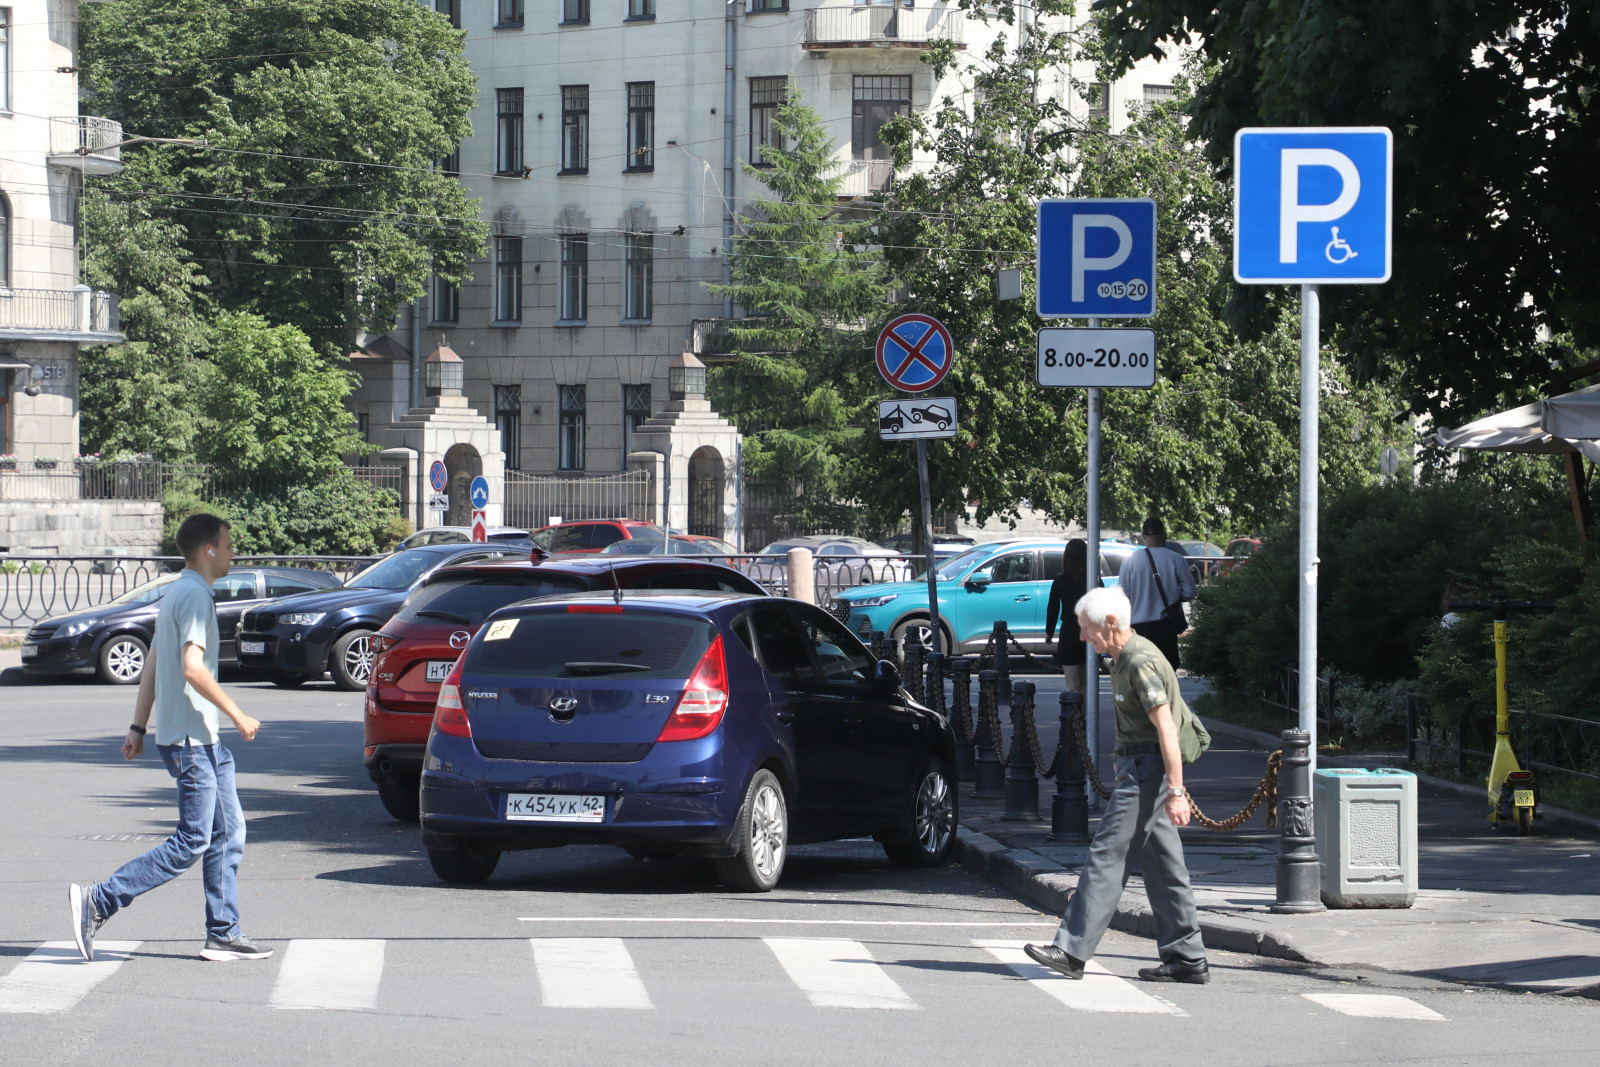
left=517, top=918, right=1054, bottom=927
left=268, top=939, right=385, bottom=1011
left=1301, top=993, right=1446, bottom=1020
left=530, top=938, right=652, bottom=1010
left=0, top=941, right=141, bottom=1014
left=975, top=940, right=1187, bottom=1016
left=763, top=938, right=920, bottom=1011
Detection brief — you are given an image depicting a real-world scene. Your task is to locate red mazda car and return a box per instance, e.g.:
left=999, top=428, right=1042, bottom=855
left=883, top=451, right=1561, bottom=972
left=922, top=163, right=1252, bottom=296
left=363, top=555, right=766, bottom=821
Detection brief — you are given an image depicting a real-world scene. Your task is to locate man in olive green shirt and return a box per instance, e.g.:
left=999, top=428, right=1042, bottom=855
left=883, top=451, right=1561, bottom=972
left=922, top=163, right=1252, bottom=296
left=1025, top=586, right=1210, bottom=984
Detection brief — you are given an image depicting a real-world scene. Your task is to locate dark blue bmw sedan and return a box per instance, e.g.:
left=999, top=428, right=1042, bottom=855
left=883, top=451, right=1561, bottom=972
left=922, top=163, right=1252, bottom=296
left=419, top=591, right=958, bottom=891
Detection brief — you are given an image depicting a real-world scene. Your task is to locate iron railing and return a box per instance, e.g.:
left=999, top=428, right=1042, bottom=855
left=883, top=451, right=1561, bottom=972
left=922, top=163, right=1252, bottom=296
left=1410, top=696, right=1600, bottom=785
left=0, top=288, right=121, bottom=336
left=49, top=116, right=124, bottom=162
left=803, top=6, right=963, bottom=48
left=0, top=460, right=405, bottom=503
left=504, top=469, right=654, bottom=529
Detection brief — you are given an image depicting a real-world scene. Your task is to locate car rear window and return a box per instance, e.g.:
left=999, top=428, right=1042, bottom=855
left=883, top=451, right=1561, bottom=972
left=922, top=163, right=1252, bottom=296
left=396, top=575, right=590, bottom=627
left=466, top=612, right=715, bottom=680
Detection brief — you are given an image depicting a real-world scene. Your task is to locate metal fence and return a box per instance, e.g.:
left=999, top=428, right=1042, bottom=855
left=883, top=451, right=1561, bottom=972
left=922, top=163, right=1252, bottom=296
left=0, top=288, right=120, bottom=335
left=1411, top=697, right=1600, bottom=785
left=803, top=5, right=963, bottom=47
left=0, top=554, right=378, bottom=629
left=504, top=469, right=654, bottom=529
left=0, top=460, right=405, bottom=503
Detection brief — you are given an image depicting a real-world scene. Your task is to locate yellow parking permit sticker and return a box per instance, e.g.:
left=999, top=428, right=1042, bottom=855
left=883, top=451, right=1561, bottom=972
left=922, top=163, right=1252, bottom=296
left=484, top=619, right=519, bottom=641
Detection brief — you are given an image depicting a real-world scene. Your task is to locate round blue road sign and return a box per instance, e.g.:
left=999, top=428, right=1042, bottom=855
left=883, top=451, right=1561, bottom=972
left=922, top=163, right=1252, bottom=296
left=429, top=460, right=447, bottom=493
left=876, top=314, right=954, bottom=393
left=470, top=476, right=490, bottom=510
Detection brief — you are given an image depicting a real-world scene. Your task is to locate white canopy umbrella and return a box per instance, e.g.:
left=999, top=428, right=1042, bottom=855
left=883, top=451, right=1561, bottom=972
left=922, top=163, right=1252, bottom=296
left=1433, top=382, right=1600, bottom=464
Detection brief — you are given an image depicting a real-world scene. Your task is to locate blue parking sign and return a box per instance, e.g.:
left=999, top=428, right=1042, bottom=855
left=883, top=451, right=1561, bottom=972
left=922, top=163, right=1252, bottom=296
left=1234, top=127, right=1392, bottom=284
left=1037, top=199, right=1156, bottom=318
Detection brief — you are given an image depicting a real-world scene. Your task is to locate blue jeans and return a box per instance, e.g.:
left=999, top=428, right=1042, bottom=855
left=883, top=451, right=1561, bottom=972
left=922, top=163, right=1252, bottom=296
left=93, top=741, right=246, bottom=941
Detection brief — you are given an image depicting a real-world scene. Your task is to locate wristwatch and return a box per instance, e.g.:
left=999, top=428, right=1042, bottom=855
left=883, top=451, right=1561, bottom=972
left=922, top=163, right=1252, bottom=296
left=1169, top=787, right=1187, bottom=798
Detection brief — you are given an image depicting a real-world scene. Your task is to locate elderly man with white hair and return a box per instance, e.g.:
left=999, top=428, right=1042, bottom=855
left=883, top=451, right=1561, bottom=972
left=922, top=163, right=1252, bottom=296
left=1024, top=585, right=1211, bottom=984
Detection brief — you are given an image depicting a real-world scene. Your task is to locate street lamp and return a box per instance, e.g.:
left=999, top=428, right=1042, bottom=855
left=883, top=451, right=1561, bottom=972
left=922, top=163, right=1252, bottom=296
left=668, top=352, right=705, bottom=401
left=424, top=337, right=464, bottom=397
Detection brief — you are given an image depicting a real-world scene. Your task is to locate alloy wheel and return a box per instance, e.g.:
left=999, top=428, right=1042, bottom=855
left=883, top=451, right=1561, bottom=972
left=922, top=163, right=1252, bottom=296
left=344, top=635, right=374, bottom=685
left=748, top=782, right=786, bottom=879
left=106, top=640, right=144, bottom=682
left=914, top=770, right=954, bottom=854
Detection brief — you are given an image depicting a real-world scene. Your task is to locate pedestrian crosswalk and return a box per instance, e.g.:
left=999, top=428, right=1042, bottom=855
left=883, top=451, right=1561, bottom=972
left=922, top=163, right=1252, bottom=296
left=0, top=936, right=1450, bottom=1022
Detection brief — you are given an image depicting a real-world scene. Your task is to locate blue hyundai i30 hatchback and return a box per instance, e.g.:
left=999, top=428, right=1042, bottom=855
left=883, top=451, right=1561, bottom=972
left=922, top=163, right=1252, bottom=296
left=418, top=590, right=959, bottom=891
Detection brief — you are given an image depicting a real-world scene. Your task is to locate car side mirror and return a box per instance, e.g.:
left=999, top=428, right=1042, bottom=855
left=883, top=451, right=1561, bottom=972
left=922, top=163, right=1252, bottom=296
left=965, top=572, right=992, bottom=589
left=874, top=658, right=902, bottom=690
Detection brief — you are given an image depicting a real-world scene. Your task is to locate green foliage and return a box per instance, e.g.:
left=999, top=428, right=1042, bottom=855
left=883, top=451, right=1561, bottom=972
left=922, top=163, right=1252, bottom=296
left=1093, top=0, right=1600, bottom=423
left=162, top=472, right=403, bottom=555
left=1187, top=480, right=1568, bottom=698
left=80, top=0, right=486, bottom=345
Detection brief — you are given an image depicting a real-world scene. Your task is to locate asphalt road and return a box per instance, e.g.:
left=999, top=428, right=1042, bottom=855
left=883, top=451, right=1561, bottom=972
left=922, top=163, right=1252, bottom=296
left=3, top=674, right=1596, bottom=1065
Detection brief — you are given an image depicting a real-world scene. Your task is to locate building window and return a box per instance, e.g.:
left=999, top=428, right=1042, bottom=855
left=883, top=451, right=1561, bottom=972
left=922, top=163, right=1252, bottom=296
left=750, top=0, right=788, bottom=10
left=624, top=235, right=653, bottom=321
left=561, top=86, right=589, bottom=174
left=357, top=411, right=369, bottom=440
left=437, top=145, right=460, bottom=177
left=1087, top=82, right=1110, bottom=120
left=0, top=10, right=10, bottom=113
left=558, top=385, right=586, bottom=471
left=563, top=0, right=589, bottom=22
left=623, top=384, right=651, bottom=458
left=851, top=75, right=911, bottom=161
left=496, top=88, right=525, bottom=175
left=750, top=77, right=787, bottom=166
left=431, top=275, right=459, bottom=324
left=496, top=0, right=524, bottom=27
left=1142, top=83, right=1176, bottom=105
left=494, top=236, right=522, bottom=322
left=495, top=385, right=522, bottom=470
left=433, top=0, right=461, bottom=28
left=560, top=235, right=588, bottom=322
left=627, top=0, right=655, bottom=18
left=626, top=82, right=655, bottom=171
left=0, top=194, right=9, bottom=286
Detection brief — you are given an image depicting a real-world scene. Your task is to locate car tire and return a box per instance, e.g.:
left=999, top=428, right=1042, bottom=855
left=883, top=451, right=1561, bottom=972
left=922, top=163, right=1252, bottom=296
left=329, top=628, right=376, bottom=691
left=882, top=759, right=958, bottom=868
left=97, top=634, right=148, bottom=685
left=377, top=775, right=421, bottom=823
left=891, top=616, right=952, bottom=656
left=271, top=670, right=309, bottom=688
left=426, top=838, right=502, bottom=883
left=714, top=769, right=787, bottom=893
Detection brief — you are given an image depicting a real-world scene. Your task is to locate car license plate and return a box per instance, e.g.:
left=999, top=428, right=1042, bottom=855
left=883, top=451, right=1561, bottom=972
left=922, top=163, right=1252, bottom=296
left=239, top=640, right=265, bottom=656
left=505, top=793, right=606, bottom=823
left=20, top=643, right=37, bottom=659
left=425, top=660, right=455, bottom=683
left=1513, top=789, right=1535, bottom=807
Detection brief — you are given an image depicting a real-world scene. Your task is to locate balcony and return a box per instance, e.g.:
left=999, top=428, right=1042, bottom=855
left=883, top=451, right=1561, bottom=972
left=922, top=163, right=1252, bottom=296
left=803, top=6, right=963, bottom=51
left=837, top=160, right=895, bottom=198
left=47, top=116, right=125, bottom=176
left=0, top=288, right=123, bottom=344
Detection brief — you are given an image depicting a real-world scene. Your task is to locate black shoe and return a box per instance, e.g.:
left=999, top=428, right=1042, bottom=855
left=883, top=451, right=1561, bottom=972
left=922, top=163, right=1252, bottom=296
left=1138, top=959, right=1210, bottom=984
left=69, top=882, right=105, bottom=963
left=1023, top=943, right=1085, bottom=980
left=200, top=935, right=274, bottom=962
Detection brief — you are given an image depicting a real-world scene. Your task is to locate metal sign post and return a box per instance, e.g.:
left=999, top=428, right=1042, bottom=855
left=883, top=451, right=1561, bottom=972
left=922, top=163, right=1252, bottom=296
left=876, top=317, right=956, bottom=658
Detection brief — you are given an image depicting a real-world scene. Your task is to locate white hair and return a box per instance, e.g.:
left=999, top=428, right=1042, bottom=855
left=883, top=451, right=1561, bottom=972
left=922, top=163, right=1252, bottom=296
left=1075, top=586, right=1132, bottom=629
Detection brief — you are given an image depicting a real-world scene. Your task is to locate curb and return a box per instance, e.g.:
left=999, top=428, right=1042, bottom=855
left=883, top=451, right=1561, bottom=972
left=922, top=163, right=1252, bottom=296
left=953, top=827, right=1315, bottom=965
left=1200, top=716, right=1600, bottom=839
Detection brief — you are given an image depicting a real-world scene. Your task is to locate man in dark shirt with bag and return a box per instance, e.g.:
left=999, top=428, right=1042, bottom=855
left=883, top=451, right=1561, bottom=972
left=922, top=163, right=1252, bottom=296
left=1025, top=585, right=1212, bottom=984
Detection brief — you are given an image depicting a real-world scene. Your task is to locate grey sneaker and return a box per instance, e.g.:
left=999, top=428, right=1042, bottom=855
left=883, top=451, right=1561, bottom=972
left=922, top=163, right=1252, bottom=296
left=200, top=935, right=273, bottom=962
left=68, top=882, right=105, bottom=963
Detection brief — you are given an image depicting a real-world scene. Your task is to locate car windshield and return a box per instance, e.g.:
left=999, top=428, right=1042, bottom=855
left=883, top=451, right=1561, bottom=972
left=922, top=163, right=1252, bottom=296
left=345, top=551, right=440, bottom=590
left=466, top=612, right=715, bottom=679
left=626, top=526, right=666, bottom=542
left=105, top=573, right=180, bottom=605
left=757, top=541, right=802, bottom=555
left=395, top=574, right=589, bottom=627
left=935, top=547, right=992, bottom=581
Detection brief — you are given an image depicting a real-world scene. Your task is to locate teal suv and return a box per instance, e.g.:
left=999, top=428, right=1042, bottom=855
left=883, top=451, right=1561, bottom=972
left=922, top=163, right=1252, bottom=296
left=827, top=540, right=1133, bottom=654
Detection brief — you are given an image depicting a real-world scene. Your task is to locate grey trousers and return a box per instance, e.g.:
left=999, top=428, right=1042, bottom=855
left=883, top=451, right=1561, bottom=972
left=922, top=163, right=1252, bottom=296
left=1053, top=751, right=1206, bottom=965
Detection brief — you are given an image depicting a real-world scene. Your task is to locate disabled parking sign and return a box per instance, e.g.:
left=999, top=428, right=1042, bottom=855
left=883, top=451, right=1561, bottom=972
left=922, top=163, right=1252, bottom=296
left=1234, top=127, right=1392, bottom=285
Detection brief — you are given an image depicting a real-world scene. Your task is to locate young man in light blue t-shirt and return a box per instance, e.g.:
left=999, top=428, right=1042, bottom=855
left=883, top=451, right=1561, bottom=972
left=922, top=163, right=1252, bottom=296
left=69, top=513, right=270, bottom=963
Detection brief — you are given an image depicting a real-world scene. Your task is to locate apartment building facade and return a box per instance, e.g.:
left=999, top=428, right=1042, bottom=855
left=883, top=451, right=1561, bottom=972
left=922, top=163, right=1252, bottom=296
left=359, top=0, right=1184, bottom=539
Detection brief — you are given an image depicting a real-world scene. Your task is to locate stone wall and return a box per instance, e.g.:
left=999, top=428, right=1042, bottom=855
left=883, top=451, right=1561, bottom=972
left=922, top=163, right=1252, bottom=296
left=0, top=501, right=164, bottom=555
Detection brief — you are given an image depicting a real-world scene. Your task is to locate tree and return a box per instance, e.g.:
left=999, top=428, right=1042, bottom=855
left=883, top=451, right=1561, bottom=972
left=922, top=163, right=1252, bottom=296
left=80, top=0, right=487, bottom=347
left=1092, top=0, right=1600, bottom=423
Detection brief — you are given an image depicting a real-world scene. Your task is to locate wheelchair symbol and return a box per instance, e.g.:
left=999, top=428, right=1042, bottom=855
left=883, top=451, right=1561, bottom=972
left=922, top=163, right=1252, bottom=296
left=1325, top=227, right=1357, bottom=265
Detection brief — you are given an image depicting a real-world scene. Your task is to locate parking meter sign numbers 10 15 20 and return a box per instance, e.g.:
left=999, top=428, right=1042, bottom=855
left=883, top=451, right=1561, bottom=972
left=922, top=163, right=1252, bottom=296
left=1037, top=327, right=1157, bottom=389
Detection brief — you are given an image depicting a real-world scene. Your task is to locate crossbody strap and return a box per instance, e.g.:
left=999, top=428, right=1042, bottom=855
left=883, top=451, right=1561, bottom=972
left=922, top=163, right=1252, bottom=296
left=1145, top=547, right=1172, bottom=611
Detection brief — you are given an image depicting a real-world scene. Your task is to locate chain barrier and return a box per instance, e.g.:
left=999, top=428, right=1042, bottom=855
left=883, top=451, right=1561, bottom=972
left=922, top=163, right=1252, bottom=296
left=1068, top=704, right=1115, bottom=800
left=904, top=641, right=928, bottom=704
left=979, top=677, right=1006, bottom=758
left=950, top=661, right=979, bottom=745
left=1011, top=686, right=1058, bottom=779
left=1188, top=750, right=1283, bottom=832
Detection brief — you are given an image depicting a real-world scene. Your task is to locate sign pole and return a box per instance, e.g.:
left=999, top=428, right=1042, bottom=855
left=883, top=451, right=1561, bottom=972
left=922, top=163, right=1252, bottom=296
left=916, top=438, right=943, bottom=656
left=1084, top=317, right=1102, bottom=808
left=1299, top=284, right=1319, bottom=770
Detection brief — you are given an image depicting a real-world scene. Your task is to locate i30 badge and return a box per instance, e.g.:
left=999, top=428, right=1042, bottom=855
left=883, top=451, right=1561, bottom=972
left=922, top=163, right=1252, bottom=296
left=550, top=696, right=579, bottom=713
left=450, top=631, right=470, bottom=649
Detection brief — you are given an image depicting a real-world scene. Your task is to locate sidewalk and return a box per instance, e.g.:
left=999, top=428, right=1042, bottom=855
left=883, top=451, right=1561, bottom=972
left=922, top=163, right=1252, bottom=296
left=953, top=673, right=1600, bottom=998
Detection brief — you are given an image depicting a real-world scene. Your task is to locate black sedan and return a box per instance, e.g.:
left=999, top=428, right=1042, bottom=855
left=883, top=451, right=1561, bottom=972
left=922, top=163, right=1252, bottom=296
left=21, top=567, right=343, bottom=685
left=235, top=542, right=525, bottom=690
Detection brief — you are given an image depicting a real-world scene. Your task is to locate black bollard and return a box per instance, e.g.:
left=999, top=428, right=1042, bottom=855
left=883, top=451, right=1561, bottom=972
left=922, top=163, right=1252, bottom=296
left=904, top=634, right=926, bottom=704
left=1048, top=689, right=1089, bottom=840
left=1271, top=728, right=1325, bottom=913
left=925, top=651, right=945, bottom=722
left=1002, top=681, right=1040, bottom=820
left=992, top=621, right=1013, bottom=706
left=951, top=657, right=976, bottom=782
left=869, top=630, right=886, bottom=662
left=972, top=669, right=1006, bottom=798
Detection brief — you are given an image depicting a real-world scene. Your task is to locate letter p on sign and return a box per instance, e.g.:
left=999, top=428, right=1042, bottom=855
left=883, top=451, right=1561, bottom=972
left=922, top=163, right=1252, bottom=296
left=1071, top=214, right=1132, bottom=302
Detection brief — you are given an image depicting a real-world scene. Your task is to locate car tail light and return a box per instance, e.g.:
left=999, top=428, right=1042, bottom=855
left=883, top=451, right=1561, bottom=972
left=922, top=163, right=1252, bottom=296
left=567, top=604, right=625, bottom=614
left=657, top=635, right=729, bottom=742
left=371, top=632, right=401, bottom=654
left=432, top=658, right=472, bottom=738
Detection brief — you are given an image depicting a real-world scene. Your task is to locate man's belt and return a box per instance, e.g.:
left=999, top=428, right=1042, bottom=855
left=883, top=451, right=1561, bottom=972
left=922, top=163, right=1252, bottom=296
left=1114, top=742, right=1159, bottom=757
